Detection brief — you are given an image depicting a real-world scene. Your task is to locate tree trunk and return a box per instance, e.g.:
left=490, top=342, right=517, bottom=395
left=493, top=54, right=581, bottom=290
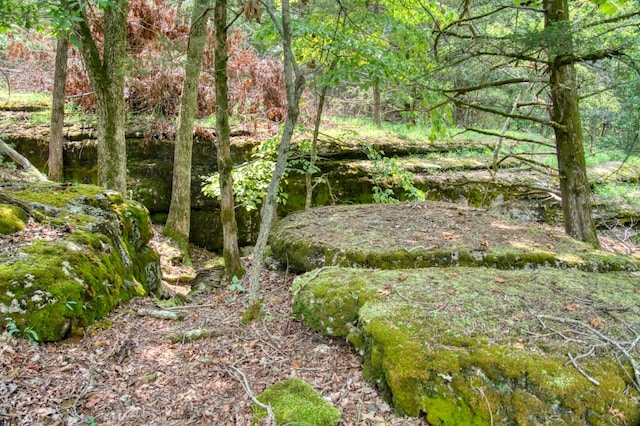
left=68, top=0, right=128, bottom=195
left=164, top=0, right=211, bottom=263
left=49, top=37, right=67, bottom=182
left=305, top=82, right=329, bottom=209
left=248, top=0, right=305, bottom=302
left=545, top=0, right=600, bottom=248
left=372, top=77, right=381, bottom=127
left=214, top=0, right=245, bottom=279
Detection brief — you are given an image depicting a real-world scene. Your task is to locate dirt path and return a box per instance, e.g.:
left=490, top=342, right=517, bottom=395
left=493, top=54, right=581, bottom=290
left=1, top=227, right=426, bottom=425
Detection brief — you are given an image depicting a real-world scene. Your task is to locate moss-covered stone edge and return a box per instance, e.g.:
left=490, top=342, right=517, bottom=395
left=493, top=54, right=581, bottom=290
left=270, top=203, right=639, bottom=273
left=0, top=183, right=161, bottom=341
left=291, top=267, right=640, bottom=424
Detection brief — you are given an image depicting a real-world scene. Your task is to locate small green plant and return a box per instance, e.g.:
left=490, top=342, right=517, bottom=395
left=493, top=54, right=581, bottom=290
left=366, top=144, right=425, bottom=203
left=4, top=317, right=39, bottom=345
left=202, top=133, right=289, bottom=211
left=229, top=275, right=246, bottom=293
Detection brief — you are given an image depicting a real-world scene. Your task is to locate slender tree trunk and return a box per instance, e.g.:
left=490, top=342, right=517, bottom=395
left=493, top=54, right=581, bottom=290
left=305, top=83, right=329, bottom=209
left=164, top=0, right=211, bottom=263
left=69, top=0, right=129, bottom=195
left=545, top=0, right=600, bottom=248
left=49, top=37, right=68, bottom=182
left=248, top=0, right=305, bottom=302
left=372, top=77, right=381, bottom=127
left=214, top=0, right=245, bottom=279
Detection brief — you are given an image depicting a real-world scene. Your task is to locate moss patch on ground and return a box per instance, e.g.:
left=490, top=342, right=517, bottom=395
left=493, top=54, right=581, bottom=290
left=292, top=267, right=640, bottom=424
left=0, top=181, right=161, bottom=342
left=271, top=202, right=639, bottom=273
left=253, top=378, right=342, bottom=425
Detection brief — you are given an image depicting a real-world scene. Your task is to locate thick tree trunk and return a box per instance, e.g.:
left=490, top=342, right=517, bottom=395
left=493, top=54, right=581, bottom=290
left=214, top=0, right=245, bottom=279
left=49, top=37, right=68, bottom=182
left=545, top=0, right=600, bottom=248
left=68, top=0, right=128, bottom=195
left=248, top=0, right=305, bottom=302
left=164, top=0, right=211, bottom=263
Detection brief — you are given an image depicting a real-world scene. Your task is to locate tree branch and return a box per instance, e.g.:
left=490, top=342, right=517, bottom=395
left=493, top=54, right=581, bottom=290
left=464, top=126, right=555, bottom=148
left=451, top=97, right=562, bottom=129
left=443, top=78, right=537, bottom=95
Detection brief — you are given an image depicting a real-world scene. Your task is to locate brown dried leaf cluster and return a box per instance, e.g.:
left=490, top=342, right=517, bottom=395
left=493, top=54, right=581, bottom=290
left=3, top=0, right=295, bottom=124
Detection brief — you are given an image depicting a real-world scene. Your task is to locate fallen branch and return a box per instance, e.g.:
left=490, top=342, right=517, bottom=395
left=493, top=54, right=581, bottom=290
left=292, top=266, right=339, bottom=298
left=567, top=351, right=600, bottom=386
left=0, top=137, right=48, bottom=181
left=0, top=190, right=47, bottom=222
left=136, top=308, right=187, bottom=321
left=165, top=328, right=230, bottom=343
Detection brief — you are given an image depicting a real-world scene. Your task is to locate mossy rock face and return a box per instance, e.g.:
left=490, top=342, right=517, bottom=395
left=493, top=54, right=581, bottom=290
left=292, top=267, right=640, bottom=424
left=0, top=204, right=28, bottom=234
left=0, top=181, right=161, bottom=342
left=271, top=202, right=639, bottom=273
left=253, top=378, right=342, bottom=425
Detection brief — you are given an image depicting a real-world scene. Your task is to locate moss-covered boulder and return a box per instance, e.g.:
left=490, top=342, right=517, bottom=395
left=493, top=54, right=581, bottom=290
left=0, top=203, right=27, bottom=234
left=253, top=378, right=342, bottom=425
left=0, top=181, right=161, bottom=342
left=292, top=267, right=640, bottom=424
left=271, top=202, right=639, bottom=272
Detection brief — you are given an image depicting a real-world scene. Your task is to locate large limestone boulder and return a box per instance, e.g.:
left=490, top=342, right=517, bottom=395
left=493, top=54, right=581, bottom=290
left=270, top=202, right=639, bottom=272
left=0, top=181, right=161, bottom=342
left=292, top=267, right=640, bottom=424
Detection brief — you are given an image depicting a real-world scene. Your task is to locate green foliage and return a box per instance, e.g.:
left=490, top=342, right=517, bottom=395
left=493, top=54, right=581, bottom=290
left=201, top=133, right=289, bottom=211
left=4, top=316, right=39, bottom=344
left=228, top=275, right=245, bottom=293
left=365, top=144, right=425, bottom=203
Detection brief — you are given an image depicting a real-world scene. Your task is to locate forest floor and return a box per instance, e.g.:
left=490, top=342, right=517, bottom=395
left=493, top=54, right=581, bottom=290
left=1, top=222, right=428, bottom=426
left=3, top=214, right=639, bottom=426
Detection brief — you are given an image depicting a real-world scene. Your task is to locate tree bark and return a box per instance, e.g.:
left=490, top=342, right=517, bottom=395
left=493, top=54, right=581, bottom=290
left=67, top=0, right=128, bottom=195
left=49, top=37, right=68, bottom=182
left=545, top=0, right=600, bottom=248
left=164, top=0, right=211, bottom=263
left=248, top=0, right=305, bottom=302
left=214, top=0, right=245, bottom=279
left=305, top=82, right=329, bottom=209
left=372, top=77, right=381, bottom=127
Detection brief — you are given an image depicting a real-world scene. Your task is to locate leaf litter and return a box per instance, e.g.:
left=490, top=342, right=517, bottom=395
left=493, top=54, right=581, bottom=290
left=0, top=225, right=426, bottom=426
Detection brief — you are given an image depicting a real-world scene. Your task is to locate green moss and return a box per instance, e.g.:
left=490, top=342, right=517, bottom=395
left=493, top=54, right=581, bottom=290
left=241, top=299, right=263, bottom=325
left=0, top=204, right=27, bottom=234
left=11, top=183, right=103, bottom=207
left=270, top=203, right=640, bottom=272
left=253, top=378, right=342, bottom=425
left=292, top=267, right=640, bottom=423
left=0, top=182, right=160, bottom=342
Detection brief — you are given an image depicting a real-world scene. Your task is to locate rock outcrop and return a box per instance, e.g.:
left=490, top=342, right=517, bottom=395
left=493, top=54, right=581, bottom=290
left=0, top=180, right=161, bottom=342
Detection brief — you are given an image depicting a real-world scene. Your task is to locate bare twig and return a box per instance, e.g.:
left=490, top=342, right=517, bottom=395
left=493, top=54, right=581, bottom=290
left=567, top=352, right=600, bottom=386
left=537, top=314, right=640, bottom=391
left=225, top=365, right=276, bottom=424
